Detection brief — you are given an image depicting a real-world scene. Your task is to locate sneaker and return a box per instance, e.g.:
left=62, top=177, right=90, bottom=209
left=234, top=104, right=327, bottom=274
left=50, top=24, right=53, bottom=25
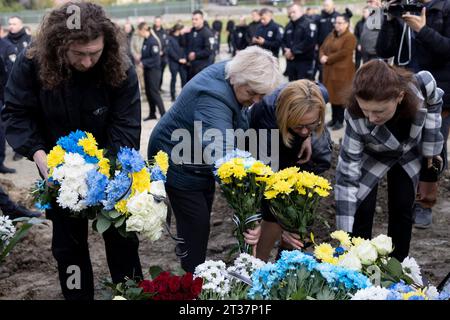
left=0, top=165, right=16, bottom=174
left=413, top=204, right=432, bottom=229
left=4, top=204, right=42, bottom=219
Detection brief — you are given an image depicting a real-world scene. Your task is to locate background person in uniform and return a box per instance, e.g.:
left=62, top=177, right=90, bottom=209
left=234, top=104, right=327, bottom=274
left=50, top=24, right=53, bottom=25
left=320, top=14, right=356, bottom=131
left=153, top=16, right=168, bottom=92
left=123, top=22, right=135, bottom=66
left=283, top=3, right=317, bottom=81
left=138, top=22, right=166, bottom=121
left=354, top=6, right=370, bottom=69
left=2, top=2, right=143, bottom=300
left=231, top=16, right=248, bottom=56
left=246, top=9, right=261, bottom=46
left=253, top=8, right=283, bottom=58
left=226, top=16, right=235, bottom=54
left=6, top=16, right=32, bottom=54
left=314, top=0, right=340, bottom=81
left=186, top=10, right=215, bottom=81
left=147, top=46, right=283, bottom=273
left=167, top=23, right=188, bottom=102
left=212, top=15, right=223, bottom=55
left=0, top=24, right=17, bottom=175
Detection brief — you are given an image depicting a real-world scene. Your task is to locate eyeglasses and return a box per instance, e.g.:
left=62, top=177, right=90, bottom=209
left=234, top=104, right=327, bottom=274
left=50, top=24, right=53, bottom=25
left=291, top=120, right=322, bottom=132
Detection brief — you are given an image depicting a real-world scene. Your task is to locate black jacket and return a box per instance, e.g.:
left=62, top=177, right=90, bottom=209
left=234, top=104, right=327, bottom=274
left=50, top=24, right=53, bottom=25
left=186, top=26, right=214, bottom=70
left=255, top=20, right=283, bottom=57
left=212, top=20, right=223, bottom=33
left=6, top=28, right=31, bottom=53
left=283, top=15, right=317, bottom=61
left=0, top=38, right=17, bottom=101
left=316, top=9, right=340, bottom=46
left=376, top=0, right=450, bottom=109
left=141, top=35, right=161, bottom=69
left=1, top=51, right=141, bottom=159
left=232, top=25, right=249, bottom=51
left=246, top=20, right=261, bottom=44
left=167, top=35, right=186, bottom=63
left=153, top=27, right=168, bottom=60
left=248, top=83, right=332, bottom=173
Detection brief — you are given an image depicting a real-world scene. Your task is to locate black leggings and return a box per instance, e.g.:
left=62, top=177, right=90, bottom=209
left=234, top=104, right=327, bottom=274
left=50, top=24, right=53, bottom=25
left=352, top=163, right=415, bottom=261
left=331, top=104, right=345, bottom=124
left=166, top=182, right=215, bottom=273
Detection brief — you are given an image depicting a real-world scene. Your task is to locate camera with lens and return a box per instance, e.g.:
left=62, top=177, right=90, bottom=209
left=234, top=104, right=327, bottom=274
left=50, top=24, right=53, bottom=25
left=383, top=0, right=424, bottom=17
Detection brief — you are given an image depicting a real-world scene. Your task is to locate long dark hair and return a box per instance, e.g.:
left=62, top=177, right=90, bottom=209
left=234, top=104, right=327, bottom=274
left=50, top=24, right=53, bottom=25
left=27, top=1, right=128, bottom=89
left=347, top=60, right=420, bottom=120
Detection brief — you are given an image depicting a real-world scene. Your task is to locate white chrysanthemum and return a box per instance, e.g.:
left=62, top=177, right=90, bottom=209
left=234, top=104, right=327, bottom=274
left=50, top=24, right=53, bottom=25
left=371, top=234, right=393, bottom=256
left=424, top=286, right=440, bottom=300
left=195, top=260, right=230, bottom=297
left=401, top=257, right=423, bottom=286
left=64, top=152, right=86, bottom=167
left=227, top=253, right=265, bottom=279
left=0, top=215, right=16, bottom=242
left=351, top=286, right=390, bottom=300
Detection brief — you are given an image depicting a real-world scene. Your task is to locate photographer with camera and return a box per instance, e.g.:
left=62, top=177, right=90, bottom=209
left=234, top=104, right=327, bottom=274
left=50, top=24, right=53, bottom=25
left=376, top=0, right=450, bottom=228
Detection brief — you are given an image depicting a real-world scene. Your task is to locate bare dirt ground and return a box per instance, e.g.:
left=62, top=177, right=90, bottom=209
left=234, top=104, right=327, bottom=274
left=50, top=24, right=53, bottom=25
left=1, top=50, right=449, bottom=300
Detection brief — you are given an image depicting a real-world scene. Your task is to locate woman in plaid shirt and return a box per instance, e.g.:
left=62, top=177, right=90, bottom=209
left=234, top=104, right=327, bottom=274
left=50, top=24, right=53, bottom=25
left=335, top=60, right=444, bottom=261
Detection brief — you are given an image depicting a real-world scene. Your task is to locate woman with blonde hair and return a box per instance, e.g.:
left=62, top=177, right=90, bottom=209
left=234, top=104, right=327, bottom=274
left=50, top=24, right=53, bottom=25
left=244, top=79, right=333, bottom=261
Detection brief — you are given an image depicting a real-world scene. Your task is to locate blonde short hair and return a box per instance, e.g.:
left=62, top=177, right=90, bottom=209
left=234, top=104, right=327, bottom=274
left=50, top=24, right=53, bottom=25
left=225, top=46, right=283, bottom=96
left=276, top=80, right=326, bottom=147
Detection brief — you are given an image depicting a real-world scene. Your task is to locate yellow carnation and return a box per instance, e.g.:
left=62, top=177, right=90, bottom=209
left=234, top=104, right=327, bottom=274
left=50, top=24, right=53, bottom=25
left=314, top=243, right=336, bottom=263
left=115, top=199, right=128, bottom=215
left=154, top=151, right=169, bottom=174
left=131, top=168, right=151, bottom=193
left=264, top=190, right=279, bottom=199
left=351, top=237, right=365, bottom=247
left=78, top=132, right=98, bottom=156
left=98, top=158, right=111, bottom=178
left=47, top=145, right=65, bottom=169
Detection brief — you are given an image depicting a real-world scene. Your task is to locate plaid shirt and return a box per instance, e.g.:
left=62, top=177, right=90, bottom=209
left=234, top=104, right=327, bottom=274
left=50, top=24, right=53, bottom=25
left=335, top=71, right=444, bottom=232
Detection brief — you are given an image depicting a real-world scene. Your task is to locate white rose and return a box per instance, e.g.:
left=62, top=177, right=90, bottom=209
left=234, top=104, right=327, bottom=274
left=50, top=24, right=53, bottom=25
left=353, top=240, right=378, bottom=265
left=126, top=192, right=149, bottom=215
left=338, top=252, right=362, bottom=271
left=150, top=180, right=166, bottom=199
left=112, top=296, right=127, bottom=300
left=371, top=234, right=393, bottom=256
left=126, top=215, right=145, bottom=233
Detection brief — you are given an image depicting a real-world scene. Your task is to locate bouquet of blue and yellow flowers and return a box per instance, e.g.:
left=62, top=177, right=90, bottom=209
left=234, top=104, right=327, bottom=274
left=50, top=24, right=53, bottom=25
left=32, top=130, right=111, bottom=218
left=98, top=149, right=169, bottom=240
left=215, top=150, right=273, bottom=254
left=263, top=167, right=332, bottom=246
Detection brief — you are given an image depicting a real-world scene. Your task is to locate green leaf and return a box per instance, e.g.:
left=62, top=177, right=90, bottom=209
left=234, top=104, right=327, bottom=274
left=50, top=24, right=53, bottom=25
left=108, top=210, right=122, bottom=219
left=0, top=222, right=35, bottom=261
left=384, top=258, right=403, bottom=278
left=149, top=265, right=164, bottom=279
left=114, top=216, right=126, bottom=228
left=95, top=216, right=112, bottom=234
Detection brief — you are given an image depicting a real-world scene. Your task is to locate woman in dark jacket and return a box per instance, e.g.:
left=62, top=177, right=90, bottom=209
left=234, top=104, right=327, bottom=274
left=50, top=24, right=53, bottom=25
left=167, top=23, right=188, bottom=102
left=244, top=79, right=333, bottom=261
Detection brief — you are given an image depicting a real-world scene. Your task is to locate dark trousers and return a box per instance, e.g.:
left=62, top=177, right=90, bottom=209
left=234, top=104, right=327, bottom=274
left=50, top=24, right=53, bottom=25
left=355, top=50, right=362, bottom=70
left=287, top=60, right=315, bottom=81
left=0, top=109, right=5, bottom=166
left=144, top=67, right=165, bottom=118
left=353, top=163, right=415, bottom=261
left=159, top=58, right=167, bottom=90
left=331, top=104, right=345, bottom=124
left=0, top=186, right=15, bottom=212
left=169, top=63, right=187, bottom=100
left=166, top=182, right=215, bottom=273
left=47, top=209, right=143, bottom=300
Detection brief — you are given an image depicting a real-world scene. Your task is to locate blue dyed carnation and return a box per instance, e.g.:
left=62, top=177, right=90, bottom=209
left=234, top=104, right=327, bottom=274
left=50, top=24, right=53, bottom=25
left=103, top=171, right=131, bottom=210
left=117, top=147, right=145, bottom=173
left=57, top=130, right=86, bottom=155
left=151, top=165, right=167, bottom=182
left=85, top=170, right=109, bottom=206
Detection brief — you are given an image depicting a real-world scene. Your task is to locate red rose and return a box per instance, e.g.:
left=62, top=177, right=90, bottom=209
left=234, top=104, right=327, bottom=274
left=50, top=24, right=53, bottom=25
left=168, top=275, right=181, bottom=293
left=191, top=277, right=203, bottom=296
left=138, top=280, right=152, bottom=293
left=181, top=273, right=193, bottom=290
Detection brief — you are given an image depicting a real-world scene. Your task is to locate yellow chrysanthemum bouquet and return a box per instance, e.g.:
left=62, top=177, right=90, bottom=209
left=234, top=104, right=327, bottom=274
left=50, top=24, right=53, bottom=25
left=214, top=150, right=273, bottom=254
left=264, top=167, right=332, bottom=247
